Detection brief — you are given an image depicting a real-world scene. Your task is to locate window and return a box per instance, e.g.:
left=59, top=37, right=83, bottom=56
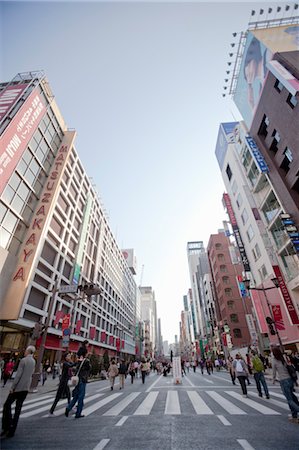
left=252, top=243, right=261, bottom=261
left=258, top=114, right=270, bottom=139
left=262, top=191, right=280, bottom=224
left=27, top=287, right=46, bottom=310
left=227, top=300, right=235, bottom=310
left=241, top=209, right=248, bottom=225
left=248, top=162, right=260, bottom=188
left=274, top=79, right=283, bottom=92
left=225, top=288, right=233, bottom=297
left=230, top=313, right=239, bottom=323
left=233, top=328, right=242, bottom=338
left=226, top=164, right=232, bottom=181
left=236, top=193, right=243, bottom=209
left=218, top=254, right=225, bottom=262
left=269, top=129, right=280, bottom=153
left=280, top=147, right=293, bottom=173
left=215, top=243, right=222, bottom=250
left=259, top=264, right=268, bottom=281
left=286, top=93, right=297, bottom=109
left=246, top=225, right=254, bottom=242
left=222, top=276, right=229, bottom=284
left=220, top=265, right=227, bottom=273
left=232, top=180, right=238, bottom=195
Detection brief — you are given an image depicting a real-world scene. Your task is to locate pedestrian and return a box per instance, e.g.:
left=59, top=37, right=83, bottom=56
left=128, top=361, right=135, bottom=384
left=272, top=346, right=299, bottom=424
left=185, top=361, right=190, bottom=373
left=215, top=358, right=220, bottom=372
left=134, top=360, right=139, bottom=378
left=2, top=359, right=14, bottom=387
left=49, top=352, right=75, bottom=415
left=192, top=360, right=197, bottom=373
left=1, top=346, right=36, bottom=438
left=42, top=359, right=51, bottom=385
left=77, top=340, right=89, bottom=358
left=118, top=359, right=127, bottom=390
left=140, top=358, right=147, bottom=384
left=199, top=359, right=205, bottom=375
left=107, top=359, right=119, bottom=390
left=251, top=350, right=270, bottom=399
left=65, top=349, right=91, bottom=419
left=232, top=353, right=249, bottom=397
left=227, top=356, right=236, bottom=385
left=246, top=353, right=253, bottom=375
left=0, top=357, right=4, bottom=383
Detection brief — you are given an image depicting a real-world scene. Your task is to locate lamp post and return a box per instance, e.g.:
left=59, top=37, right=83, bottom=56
left=243, top=278, right=283, bottom=350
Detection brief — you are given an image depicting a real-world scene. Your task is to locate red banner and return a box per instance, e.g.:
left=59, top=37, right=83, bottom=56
left=271, top=304, right=285, bottom=330
left=121, top=340, right=125, bottom=349
left=100, top=331, right=106, bottom=342
left=273, top=265, right=299, bottom=324
left=62, top=314, right=70, bottom=331
left=222, top=332, right=227, bottom=346
left=54, top=310, right=64, bottom=326
left=116, top=338, right=120, bottom=351
left=75, top=320, right=82, bottom=334
left=109, top=335, right=114, bottom=346
left=89, top=326, right=96, bottom=340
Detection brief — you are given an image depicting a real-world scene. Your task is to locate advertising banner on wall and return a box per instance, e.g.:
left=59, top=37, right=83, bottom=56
left=0, top=83, right=29, bottom=122
left=250, top=289, right=269, bottom=334
left=272, top=265, right=299, bottom=325
left=0, top=86, right=47, bottom=195
left=122, top=248, right=137, bottom=275
left=0, top=131, right=76, bottom=320
left=271, top=305, right=285, bottom=331
left=215, top=122, right=238, bottom=170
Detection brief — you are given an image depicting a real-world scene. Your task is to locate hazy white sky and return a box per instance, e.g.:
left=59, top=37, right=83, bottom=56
left=1, top=0, right=288, bottom=342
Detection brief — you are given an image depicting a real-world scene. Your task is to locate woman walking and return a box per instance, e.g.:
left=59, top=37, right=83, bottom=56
left=48, top=353, right=74, bottom=415
left=128, top=361, right=135, bottom=384
left=232, top=354, right=249, bottom=397
left=272, top=346, right=299, bottom=424
left=108, top=359, right=118, bottom=391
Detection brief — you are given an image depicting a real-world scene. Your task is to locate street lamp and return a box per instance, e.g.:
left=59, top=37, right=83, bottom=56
left=243, top=278, right=283, bottom=350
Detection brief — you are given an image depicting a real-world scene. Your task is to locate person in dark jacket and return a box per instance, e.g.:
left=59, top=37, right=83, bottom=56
left=65, top=349, right=91, bottom=419
left=48, top=353, right=75, bottom=415
left=118, top=359, right=128, bottom=390
left=77, top=340, right=89, bottom=358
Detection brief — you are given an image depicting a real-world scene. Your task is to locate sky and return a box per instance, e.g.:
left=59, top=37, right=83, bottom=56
left=0, top=0, right=289, bottom=342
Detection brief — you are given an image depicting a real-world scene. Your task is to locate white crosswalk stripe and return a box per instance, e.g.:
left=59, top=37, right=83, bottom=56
left=1, top=388, right=290, bottom=420
left=0, top=395, right=52, bottom=414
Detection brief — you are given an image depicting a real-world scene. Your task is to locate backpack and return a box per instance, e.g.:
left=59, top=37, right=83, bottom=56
left=252, top=356, right=264, bottom=372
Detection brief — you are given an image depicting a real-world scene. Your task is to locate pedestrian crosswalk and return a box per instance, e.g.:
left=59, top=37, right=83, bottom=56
left=1, top=388, right=293, bottom=420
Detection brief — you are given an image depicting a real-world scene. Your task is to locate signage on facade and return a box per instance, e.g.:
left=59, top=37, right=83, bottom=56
left=172, top=356, right=182, bottom=385
left=62, top=314, right=70, bottom=331
left=272, top=265, right=299, bottom=325
left=0, top=83, right=29, bottom=121
left=245, top=314, right=258, bottom=346
left=250, top=289, right=269, bottom=334
left=59, top=284, right=78, bottom=294
left=0, top=85, right=47, bottom=195
left=0, top=131, right=76, bottom=320
left=271, top=305, right=285, bottom=330
left=245, top=136, right=269, bottom=173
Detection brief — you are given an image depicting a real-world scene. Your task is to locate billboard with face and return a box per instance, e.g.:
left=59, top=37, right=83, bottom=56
left=233, top=25, right=298, bottom=128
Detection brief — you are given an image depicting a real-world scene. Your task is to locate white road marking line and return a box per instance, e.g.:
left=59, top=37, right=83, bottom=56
left=165, top=391, right=180, bottom=415
left=269, top=390, right=299, bottom=400
left=22, top=399, right=68, bottom=418
left=115, top=415, right=128, bottom=426
left=0, top=395, right=53, bottom=413
left=187, top=391, right=213, bottom=415
left=203, top=378, right=214, bottom=384
left=250, top=392, right=289, bottom=410
left=183, top=376, right=194, bottom=386
left=226, top=391, right=280, bottom=415
left=145, top=374, right=163, bottom=393
left=84, top=393, right=122, bottom=417
left=45, top=393, right=104, bottom=417
left=103, top=392, right=140, bottom=416
left=237, top=439, right=256, bottom=450
left=217, top=414, right=232, bottom=426
left=92, top=438, right=110, bottom=450
left=134, top=391, right=158, bottom=415
left=211, top=374, right=233, bottom=384
left=206, top=391, right=246, bottom=415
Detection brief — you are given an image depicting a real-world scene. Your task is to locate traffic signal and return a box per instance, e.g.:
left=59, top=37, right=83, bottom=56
left=266, top=316, right=276, bottom=335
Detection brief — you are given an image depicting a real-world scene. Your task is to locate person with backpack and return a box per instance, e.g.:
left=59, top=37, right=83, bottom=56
left=232, top=353, right=249, bottom=397
left=251, top=350, right=270, bottom=399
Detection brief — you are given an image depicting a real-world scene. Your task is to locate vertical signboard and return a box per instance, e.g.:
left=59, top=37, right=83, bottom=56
left=172, top=356, right=182, bottom=385
left=246, top=314, right=258, bottom=346
left=272, top=265, right=299, bottom=325
left=271, top=305, right=285, bottom=331
left=0, top=131, right=76, bottom=320
left=250, top=290, right=269, bottom=333
left=0, top=86, right=47, bottom=194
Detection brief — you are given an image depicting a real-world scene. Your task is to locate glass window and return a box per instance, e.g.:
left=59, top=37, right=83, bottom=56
left=220, top=265, right=227, bottom=272
left=236, top=193, right=243, bottom=209
left=241, top=147, right=252, bottom=171
left=2, top=210, right=18, bottom=233
left=259, top=264, right=268, bottom=281
left=2, top=185, right=15, bottom=203
left=233, top=328, right=242, bottom=338
left=274, top=79, right=283, bottom=92
left=248, top=162, right=259, bottom=187
left=262, top=191, right=281, bottom=224
left=226, top=164, right=232, bottom=181
left=241, top=209, right=248, bottom=225
left=11, top=195, right=25, bottom=215
left=246, top=225, right=254, bottom=242
left=9, top=173, right=22, bottom=191
left=225, top=288, right=233, bottom=297
left=252, top=243, right=261, bottom=261
left=0, top=202, right=8, bottom=223
left=230, top=313, right=239, bottom=323
left=286, top=93, right=297, bottom=109
left=227, top=300, right=234, bottom=310
left=270, top=218, right=288, bottom=249
left=232, top=180, right=238, bottom=195
left=0, top=228, right=11, bottom=248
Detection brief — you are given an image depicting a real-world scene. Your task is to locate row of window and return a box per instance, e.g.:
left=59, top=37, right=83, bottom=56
left=274, top=79, right=297, bottom=108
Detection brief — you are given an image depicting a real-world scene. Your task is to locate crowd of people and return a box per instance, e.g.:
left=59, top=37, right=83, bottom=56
left=1, top=344, right=298, bottom=439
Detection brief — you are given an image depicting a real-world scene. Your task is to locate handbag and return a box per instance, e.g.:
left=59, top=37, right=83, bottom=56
left=286, top=364, right=298, bottom=381
left=68, top=359, right=85, bottom=387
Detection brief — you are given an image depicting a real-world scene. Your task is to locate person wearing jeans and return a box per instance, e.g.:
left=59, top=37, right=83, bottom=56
left=232, top=354, right=249, bottom=397
left=251, top=351, right=269, bottom=399
left=65, top=350, right=90, bottom=419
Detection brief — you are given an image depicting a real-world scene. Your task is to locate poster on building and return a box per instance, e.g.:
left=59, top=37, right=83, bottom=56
left=245, top=314, right=258, bottom=346
left=271, top=305, right=285, bottom=331
left=172, top=357, right=182, bottom=385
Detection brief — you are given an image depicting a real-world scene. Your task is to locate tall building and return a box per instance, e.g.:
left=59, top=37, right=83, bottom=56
left=216, top=18, right=299, bottom=351
left=139, top=286, right=157, bottom=358
left=0, top=71, right=137, bottom=360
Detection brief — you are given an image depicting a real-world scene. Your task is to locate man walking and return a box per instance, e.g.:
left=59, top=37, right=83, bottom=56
left=1, top=346, right=36, bottom=438
left=118, top=359, right=127, bottom=390
left=251, top=350, right=270, bottom=399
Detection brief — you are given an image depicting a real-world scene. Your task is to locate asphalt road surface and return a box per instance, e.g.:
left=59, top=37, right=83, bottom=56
left=1, top=370, right=298, bottom=450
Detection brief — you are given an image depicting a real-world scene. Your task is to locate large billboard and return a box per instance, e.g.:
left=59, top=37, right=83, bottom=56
left=233, top=25, right=298, bottom=128
left=215, top=122, right=238, bottom=170
left=0, top=83, right=29, bottom=122
left=0, top=86, right=47, bottom=195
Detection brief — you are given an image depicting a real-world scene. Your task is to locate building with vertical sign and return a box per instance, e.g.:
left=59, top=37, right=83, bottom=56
left=0, top=71, right=137, bottom=360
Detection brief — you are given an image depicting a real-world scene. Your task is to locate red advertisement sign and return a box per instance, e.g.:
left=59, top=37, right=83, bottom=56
left=0, top=86, right=46, bottom=195
left=271, top=304, right=285, bottom=330
left=100, top=331, right=106, bottom=342
left=89, top=326, right=96, bottom=340
left=250, top=289, right=269, bottom=333
left=223, top=193, right=238, bottom=227
left=116, top=338, right=121, bottom=351
left=0, top=83, right=28, bottom=121
left=121, top=340, right=125, bottom=349
left=221, top=332, right=227, bottom=346
left=273, top=265, right=299, bottom=325
left=62, top=314, right=70, bottom=331
left=109, top=335, right=114, bottom=346
left=75, top=320, right=82, bottom=334
left=54, top=310, right=64, bottom=326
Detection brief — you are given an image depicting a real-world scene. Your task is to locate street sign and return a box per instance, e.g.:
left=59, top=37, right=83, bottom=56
left=172, top=357, right=182, bottom=385
left=59, top=284, right=78, bottom=294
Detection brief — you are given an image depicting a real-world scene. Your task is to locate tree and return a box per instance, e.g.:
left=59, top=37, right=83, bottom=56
left=90, top=353, right=100, bottom=377
left=103, top=350, right=110, bottom=371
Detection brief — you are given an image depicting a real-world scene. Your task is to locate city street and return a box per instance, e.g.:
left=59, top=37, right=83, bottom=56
left=1, top=369, right=298, bottom=450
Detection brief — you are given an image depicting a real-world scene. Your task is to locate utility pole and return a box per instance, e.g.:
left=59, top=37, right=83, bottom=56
left=30, top=278, right=59, bottom=392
